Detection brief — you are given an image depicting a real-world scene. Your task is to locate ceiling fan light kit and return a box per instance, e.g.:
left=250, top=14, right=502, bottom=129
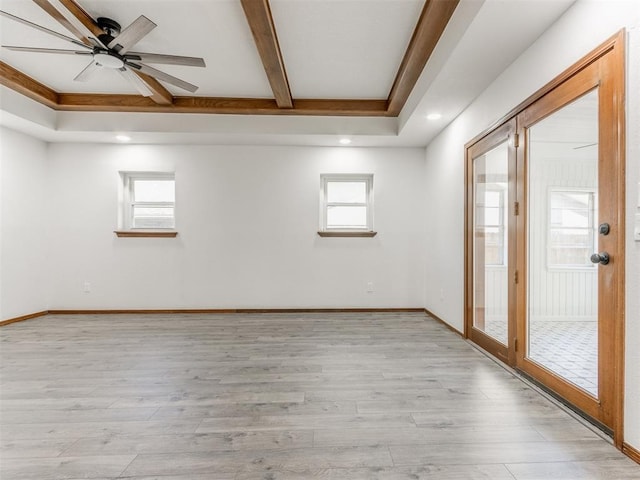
left=93, top=51, right=124, bottom=69
left=0, top=6, right=206, bottom=100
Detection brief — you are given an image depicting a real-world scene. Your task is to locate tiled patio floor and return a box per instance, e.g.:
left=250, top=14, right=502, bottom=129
left=483, top=318, right=598, bottom=396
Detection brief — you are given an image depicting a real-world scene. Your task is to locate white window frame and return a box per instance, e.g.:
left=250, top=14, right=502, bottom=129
left=319, top=174, right=374, bottom=232
left=547, top=187, right=596, bottom=270
left=120, top=172, right=176, bottom=230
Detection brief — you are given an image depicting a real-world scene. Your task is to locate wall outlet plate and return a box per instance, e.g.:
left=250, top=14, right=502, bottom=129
left=635, top=213, right=640, bottom=241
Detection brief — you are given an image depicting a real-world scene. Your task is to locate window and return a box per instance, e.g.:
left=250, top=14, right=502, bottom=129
left=121, top=172, right=175, bottom=230
left=476, top=185, right=506, bottom=266
left=548, top=189, right=596, bottom=268
left=319, top=174, right=374, bottom=235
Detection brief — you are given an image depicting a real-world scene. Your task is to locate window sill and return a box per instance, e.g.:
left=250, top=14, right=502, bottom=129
left=114, top=231, right=178, bottom=238
left=317, top=231, right=377, bottom=238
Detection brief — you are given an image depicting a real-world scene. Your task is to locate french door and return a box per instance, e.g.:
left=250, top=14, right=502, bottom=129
left=465, top=32, right=625, bottom=441
left=466, top=119, right=517, bottom=366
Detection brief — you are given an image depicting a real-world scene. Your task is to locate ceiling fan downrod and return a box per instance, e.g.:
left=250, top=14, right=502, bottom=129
left=93, top=18, right=125, bottom=69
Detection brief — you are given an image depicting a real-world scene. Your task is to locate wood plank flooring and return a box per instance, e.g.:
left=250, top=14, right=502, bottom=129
left=1, top=312, right=638, bottom=479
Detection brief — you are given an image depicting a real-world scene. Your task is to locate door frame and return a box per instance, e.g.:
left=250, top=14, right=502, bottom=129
left=464, top=30, right=625, bottom=447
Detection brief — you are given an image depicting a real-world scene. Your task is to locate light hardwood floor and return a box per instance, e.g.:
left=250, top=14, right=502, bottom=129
left=1, top=312, right=638, bottom=479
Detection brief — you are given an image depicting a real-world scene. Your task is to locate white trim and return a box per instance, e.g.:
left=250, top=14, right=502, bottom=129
left=120, top=171, right=176, bottom=230
left=319, top=174, right=374, bottom=232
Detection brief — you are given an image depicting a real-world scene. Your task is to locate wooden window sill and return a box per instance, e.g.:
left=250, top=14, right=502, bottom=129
left=114, top=231, right=178, bottom=238
left=317, top=231, right=377, bottom=238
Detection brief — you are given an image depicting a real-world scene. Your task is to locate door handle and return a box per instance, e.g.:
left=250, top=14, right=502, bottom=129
left=590, top=252, right=610, bottom=265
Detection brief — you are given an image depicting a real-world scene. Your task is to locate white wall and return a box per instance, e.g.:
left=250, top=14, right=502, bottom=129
left=0, top=127, right=49, bottom=319
left=423, top=0, right=640, bottom=451
left=43, top=144, right=426, bottom=310
left=624, top=0, right=640, bottom=454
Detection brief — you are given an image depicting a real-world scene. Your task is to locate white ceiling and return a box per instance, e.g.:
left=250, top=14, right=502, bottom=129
left=0, top=0, right=576, bottom=147
left=270, top=0, right=424, bottom=99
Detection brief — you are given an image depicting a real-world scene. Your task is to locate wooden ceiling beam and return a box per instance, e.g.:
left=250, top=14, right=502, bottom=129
left=387, top=0, right=459, bottom=116
left=0, top=61, right=59, bottom=108
left=54, top=94, right=388, bottom=116
left=0, top=61, right=386, bottom=115
left=240, top=0, right=293, bottom=109
left=291, top=99, right=389, bottom=117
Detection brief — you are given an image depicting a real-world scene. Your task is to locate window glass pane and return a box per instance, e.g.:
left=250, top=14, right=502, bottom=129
left=327, top=206, right=367, bottom=228
left=550, top=208, right=590, bottom=228
left=484, top=246, right=502, bottom=265
left=327, top=181, right=366, bottom=203
left=484, top=190, right=502, bottom=207
left=483, top=207, right=501, bottom=226
left=550, top=191, right=590, bottom=210
left=550, top=228, right=592, bottom=246
left=132, top=206, right=175, bottom=228
left=134, top=179, right=175, bottom=202
left=548, top=190, right=594, bottom=266
left=548, top=247, right=592, bottom=266
left=484, top=227, right=503, bottom=245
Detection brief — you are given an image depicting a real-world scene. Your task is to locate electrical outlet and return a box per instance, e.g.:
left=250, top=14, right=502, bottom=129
left=440, top=288, right=444, bottom=301
left=367, top=281, right=374, bottom=293
left=83, top=281, right=91, bottom=293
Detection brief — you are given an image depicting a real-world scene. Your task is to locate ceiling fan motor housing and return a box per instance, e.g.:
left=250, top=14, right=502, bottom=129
left=96, top=17, right=121, bottom=46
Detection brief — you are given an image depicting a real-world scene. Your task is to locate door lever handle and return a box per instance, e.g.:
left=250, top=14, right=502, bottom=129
left=590, top=252, right=610, bottom=265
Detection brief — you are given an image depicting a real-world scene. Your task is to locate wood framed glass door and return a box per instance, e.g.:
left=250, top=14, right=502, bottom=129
left=465, top=119, right=517, bottom=365
left=515, top=43, right=625, bottom=434
left=465, top=32, right=625, bottom=443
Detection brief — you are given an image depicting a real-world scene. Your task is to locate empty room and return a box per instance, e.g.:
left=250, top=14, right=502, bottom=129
left=1, top=0, right=639, bottom=478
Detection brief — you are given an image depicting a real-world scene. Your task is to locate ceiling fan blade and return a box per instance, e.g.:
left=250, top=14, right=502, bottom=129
left=108, top=15, right=156, bottom=54
left=0, top=10, right=91, bottom=49
left=125, top=52, right=205, bottom=67
left=118, top=68, right=153, bottom=97
left=118, top=68, right=154, bottom=97
left=50, top=0, right=108, bottom=47
left=32, top=0, right=102, bottom=47
left=2, top=45, right=92, bottom=56
left=126, top=62, right=199, bottom=93
left=73, top=60, right=100, bottom=82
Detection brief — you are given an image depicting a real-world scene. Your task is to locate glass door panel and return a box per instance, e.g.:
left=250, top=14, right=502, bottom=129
left=526, top=90, right=599, bottom=398
left=473, top=141, right=509, bottom=346
left=466, top=118, right=516, bottom=364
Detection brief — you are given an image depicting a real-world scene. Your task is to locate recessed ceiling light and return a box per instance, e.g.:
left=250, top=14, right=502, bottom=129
left=339, top=138, right=352, bottom=145
left=116, top=134, right=131, bottom=142
left=426, top=113, right=442, bottom=121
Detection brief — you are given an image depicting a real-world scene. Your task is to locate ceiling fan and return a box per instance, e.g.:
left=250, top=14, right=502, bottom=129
left=0, top=3, right=206, bottom=101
